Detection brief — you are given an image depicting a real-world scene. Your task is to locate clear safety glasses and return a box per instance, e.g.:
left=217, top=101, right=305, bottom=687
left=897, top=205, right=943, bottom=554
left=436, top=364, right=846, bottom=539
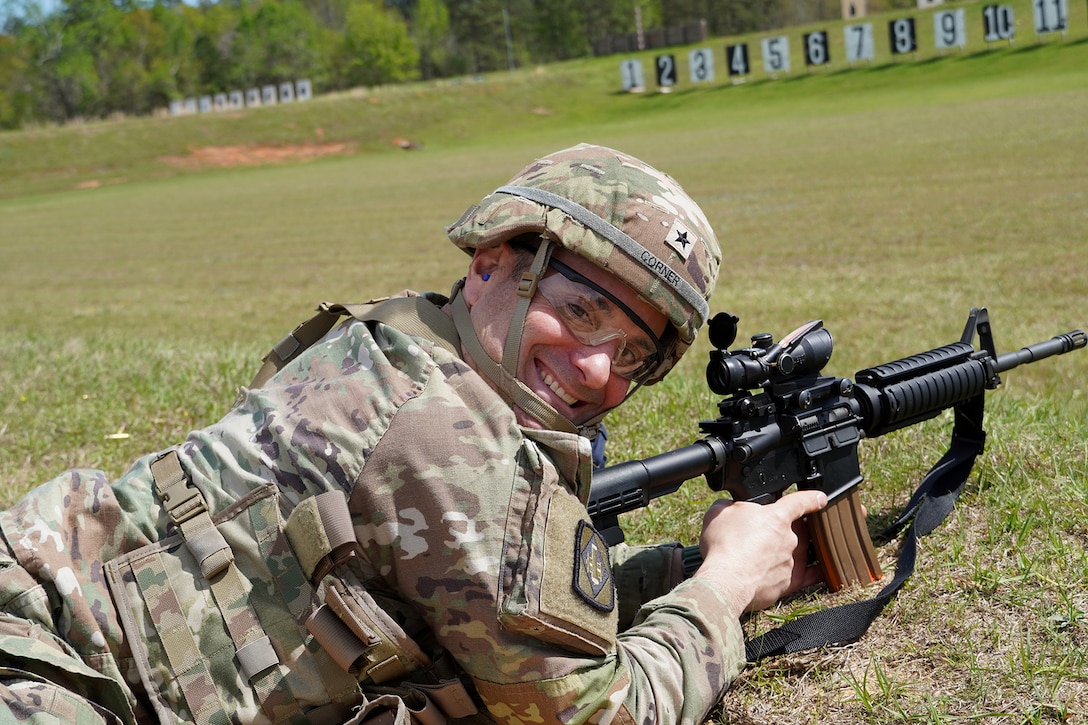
left=535, top=257, right=664, bottom=381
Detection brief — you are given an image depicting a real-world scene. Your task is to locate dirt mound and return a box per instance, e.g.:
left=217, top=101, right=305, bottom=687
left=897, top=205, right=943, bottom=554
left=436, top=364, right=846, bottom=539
left=160, top=143, right=354, bottom=169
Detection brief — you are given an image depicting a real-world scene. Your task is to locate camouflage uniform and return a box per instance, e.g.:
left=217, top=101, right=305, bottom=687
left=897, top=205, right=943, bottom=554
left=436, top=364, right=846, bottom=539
left=0, top=145, right=745, bottom=723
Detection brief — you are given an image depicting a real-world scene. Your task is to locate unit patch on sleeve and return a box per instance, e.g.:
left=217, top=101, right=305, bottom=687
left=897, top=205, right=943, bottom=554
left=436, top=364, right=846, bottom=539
left=573, top=520, right=615, bottom=612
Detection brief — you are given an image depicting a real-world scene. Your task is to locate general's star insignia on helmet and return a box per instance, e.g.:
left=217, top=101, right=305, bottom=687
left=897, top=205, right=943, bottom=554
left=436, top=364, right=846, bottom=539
left=665, top=219, right=695, bottom=261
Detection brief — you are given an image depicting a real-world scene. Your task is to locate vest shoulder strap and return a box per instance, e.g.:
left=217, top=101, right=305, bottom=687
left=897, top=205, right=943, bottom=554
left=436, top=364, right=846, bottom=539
left=249, top=296, right=460, bottom=390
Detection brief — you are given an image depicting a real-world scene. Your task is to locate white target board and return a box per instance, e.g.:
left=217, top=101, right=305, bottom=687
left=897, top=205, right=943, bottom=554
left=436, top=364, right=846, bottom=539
left=804, top=31, right=831, bottom=67
left=726, top=44, right=751, bottom=77
left=933, top=9, right=967, bottom=49
left=689, top=48, right=715, bottom=83
left=844, top=23, right=874, bottom=62
left=983, top=5, right=1015, bottom=42
left=1033, top=0, right=1067, bottom=34
left=761, top=36, right=791, bottom=74
left=620, top=59, right=645, bottom=91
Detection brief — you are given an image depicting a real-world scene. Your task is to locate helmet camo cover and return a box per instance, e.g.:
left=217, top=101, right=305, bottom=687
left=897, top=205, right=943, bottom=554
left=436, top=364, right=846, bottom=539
left=447, top=143, right=722, bottom=384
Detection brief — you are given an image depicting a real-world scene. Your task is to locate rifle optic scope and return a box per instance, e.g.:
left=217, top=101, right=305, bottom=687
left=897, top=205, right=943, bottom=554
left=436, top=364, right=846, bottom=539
left=706, top=314, right=834, bottom=395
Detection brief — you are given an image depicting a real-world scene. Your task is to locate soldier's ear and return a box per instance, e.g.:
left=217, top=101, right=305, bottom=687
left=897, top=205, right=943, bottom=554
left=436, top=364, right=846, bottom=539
left=464, top=245, right=508, bottom=305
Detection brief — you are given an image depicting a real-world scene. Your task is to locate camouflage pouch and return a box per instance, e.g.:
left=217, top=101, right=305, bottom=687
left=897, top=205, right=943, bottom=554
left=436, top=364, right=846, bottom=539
left=498, top=480, right=619, bottom=657
left=105, top=481, right=363, bottom=725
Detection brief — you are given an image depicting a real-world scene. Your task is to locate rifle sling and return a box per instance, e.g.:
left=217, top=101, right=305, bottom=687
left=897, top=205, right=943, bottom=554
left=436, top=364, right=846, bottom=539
left=744, top=392, right=987, bottom=662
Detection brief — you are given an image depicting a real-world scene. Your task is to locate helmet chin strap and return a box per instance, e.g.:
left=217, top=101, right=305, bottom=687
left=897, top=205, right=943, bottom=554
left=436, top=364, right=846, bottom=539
left=450, top=239, right=615, bottom=437
left=450, top=285, right=579, bottom=435
left=503, top=240, right=553, bottom=375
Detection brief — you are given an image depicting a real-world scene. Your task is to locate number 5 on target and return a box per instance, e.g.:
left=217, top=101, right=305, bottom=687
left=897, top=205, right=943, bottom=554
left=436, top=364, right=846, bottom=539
left=761, top=36, right=791, bottom=76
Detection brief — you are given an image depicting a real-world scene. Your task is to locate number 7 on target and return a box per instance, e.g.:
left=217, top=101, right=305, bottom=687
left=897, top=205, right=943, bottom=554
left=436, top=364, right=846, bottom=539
left=844, top=23, right=874, bottom=64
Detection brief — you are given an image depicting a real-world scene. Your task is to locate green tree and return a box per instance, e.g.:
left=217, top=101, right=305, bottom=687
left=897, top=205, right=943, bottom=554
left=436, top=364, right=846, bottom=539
left=141, top=3, right=200, bottom=105
left=337, top=0, right=418, bottom=87
left=97, top=4, right=200, bottom=115
left=661, top=0, right=785, bottom=36
left=234, top=0, right=327, bottom=88
left=526, top=0, right=586, bottom=61
left=0, top=32, right=33, bottom=127
left=18, top=0, right=126, bottom=119
left=444, top=0, right=510, bottom=74
left=409, top=0, right=449, bottom=79
left=192, top=1, right=239, bottom=92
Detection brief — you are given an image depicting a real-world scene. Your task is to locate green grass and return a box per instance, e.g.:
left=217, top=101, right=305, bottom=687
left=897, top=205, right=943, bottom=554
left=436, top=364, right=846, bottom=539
left=2, top=6, right=1087, bottom=722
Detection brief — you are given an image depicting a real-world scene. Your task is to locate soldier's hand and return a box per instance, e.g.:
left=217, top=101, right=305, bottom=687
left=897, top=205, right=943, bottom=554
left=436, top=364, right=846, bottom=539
left=693, top=490, right=828, bottom=616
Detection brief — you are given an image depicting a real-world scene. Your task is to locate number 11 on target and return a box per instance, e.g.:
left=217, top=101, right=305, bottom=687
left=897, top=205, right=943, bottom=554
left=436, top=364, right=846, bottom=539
left=1033, top=0, right=1067, bottom=36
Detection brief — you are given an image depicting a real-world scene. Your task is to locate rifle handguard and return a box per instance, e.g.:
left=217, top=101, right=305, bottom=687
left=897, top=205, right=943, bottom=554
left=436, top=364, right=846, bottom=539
left=809, top=488, right=881, bottom=591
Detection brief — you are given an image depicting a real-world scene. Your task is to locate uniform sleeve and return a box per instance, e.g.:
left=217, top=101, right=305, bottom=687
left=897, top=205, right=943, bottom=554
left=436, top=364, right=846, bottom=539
left=345, top=328, right=746, bottom=724
left=609, top=543, right=682, bottom=631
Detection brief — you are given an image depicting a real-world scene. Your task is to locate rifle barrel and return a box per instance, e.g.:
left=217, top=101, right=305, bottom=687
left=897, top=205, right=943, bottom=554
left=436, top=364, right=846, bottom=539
left=994, top=330, right=1087, bottom=374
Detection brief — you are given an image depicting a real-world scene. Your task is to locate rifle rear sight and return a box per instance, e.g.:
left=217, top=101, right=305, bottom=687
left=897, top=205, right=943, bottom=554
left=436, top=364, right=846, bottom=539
left=706, top=312, right=835, bottom=396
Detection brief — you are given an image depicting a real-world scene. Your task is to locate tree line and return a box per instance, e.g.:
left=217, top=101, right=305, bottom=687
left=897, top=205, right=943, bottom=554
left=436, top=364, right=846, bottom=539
left=0, top=0, right=914, bottom=129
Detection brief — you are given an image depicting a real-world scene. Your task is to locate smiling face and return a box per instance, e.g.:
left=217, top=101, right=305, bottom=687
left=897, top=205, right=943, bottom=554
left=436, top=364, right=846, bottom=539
left=461, top=242, right=668, bottom=428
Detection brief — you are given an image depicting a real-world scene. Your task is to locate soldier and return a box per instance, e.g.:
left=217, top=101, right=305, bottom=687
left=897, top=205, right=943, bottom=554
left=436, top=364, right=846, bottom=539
left=0, top=144, right=826, bottom=724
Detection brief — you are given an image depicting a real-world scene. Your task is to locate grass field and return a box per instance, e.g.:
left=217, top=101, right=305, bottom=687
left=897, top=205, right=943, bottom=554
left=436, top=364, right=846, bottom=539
left=1, top=2, right=1087, bottom=721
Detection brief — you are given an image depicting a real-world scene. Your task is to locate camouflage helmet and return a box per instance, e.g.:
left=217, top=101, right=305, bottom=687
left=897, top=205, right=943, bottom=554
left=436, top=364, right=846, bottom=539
left=447, top=143, right=722, bottom=384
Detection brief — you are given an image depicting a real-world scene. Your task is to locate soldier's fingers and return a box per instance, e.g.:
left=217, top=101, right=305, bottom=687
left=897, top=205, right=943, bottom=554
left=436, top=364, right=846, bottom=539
left=776, top=490, right=828, bottom=521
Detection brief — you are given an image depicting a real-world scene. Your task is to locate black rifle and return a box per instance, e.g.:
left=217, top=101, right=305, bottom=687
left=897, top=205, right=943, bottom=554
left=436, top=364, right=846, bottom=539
left=588, top=308, right=1085, bottom=596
